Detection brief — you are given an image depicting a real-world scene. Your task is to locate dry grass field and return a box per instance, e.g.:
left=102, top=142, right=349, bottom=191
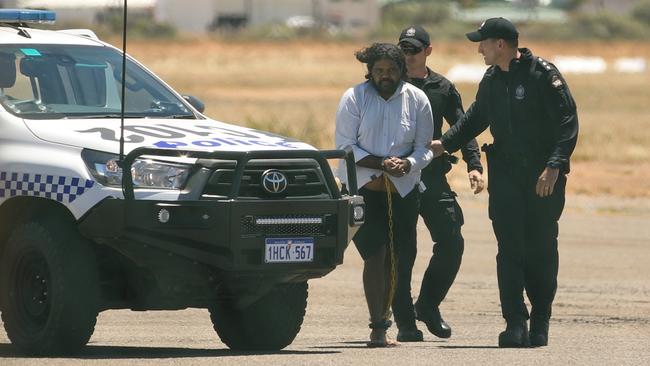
left=124, top=39, right=650, bottom=197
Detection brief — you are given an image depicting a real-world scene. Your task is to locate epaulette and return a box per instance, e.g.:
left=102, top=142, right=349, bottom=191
left=535, top=56, right=557, bottom=73
left=534, top=56, right=564, bottom=89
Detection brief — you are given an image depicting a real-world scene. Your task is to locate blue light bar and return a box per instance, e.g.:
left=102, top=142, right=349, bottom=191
left=0, top=9, right=56, bottom=24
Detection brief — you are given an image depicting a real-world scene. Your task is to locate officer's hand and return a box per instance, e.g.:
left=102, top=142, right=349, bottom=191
left=536, top=167, right=559, bottom=197
left=468, top=169, right=484, bottom=194
left=429, top=140, right=445, bottom=158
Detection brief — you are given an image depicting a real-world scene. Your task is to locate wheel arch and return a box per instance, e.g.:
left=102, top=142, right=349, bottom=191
left=0, top=197, right=76, bottom=259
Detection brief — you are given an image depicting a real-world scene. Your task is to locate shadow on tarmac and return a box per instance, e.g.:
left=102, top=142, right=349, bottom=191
left=439, top=345, right=500, bottom=349
left=0, top=343, right=340, bottom=359
left=310, top=341, right=500, bottom=350
left=312, top=340, right=450, bottom=350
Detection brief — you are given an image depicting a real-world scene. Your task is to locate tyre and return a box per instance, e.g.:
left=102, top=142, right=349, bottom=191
left=0, top=221, right=100, bottom=355
left=209, top=282, right=308, bottom=351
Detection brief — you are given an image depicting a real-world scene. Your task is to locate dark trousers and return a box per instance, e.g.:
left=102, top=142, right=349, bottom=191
left=487, top=155, right=566, bottom=324
left=355, top=188, right=419, bottom=327
left=389, top=189, right=419, bottom=329
left=415, top=187, right=465, bottom=312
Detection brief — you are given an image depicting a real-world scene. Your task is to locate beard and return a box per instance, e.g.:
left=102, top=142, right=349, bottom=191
left=372, top=78, right=399, bottom=97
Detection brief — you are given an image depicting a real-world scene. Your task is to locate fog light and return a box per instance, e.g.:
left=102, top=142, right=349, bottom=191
left=158, top=208, right=170, bottom=223
left=353, top=205, right=364, bottom=221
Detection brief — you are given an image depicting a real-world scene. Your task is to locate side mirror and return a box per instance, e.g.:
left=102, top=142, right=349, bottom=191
left=182, top=94, right=205, bottom=114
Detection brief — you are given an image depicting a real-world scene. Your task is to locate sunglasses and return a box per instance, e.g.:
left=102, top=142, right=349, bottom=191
left=400, top=45, right=423, bottom=55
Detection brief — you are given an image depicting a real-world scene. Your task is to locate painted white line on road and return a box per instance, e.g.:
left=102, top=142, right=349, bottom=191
left=446, top=64, right=486, bottom=83
left=552, top=56, right=607, bottom=74
left=446, top=57, right=646, bottom=83
left=614, top=57, right=647, bottom=73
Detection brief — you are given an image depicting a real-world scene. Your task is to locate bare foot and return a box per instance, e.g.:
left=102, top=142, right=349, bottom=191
left=367, top=329, right=399, bottom=348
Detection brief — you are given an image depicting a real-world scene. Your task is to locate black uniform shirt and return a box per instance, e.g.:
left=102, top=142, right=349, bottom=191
left=408, top=69, right=483, bottom=194
left=441, top=48, right=579, bottom=173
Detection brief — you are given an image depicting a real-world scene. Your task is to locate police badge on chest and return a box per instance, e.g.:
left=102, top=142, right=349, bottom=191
left=515, top=85, right=525, bottom=100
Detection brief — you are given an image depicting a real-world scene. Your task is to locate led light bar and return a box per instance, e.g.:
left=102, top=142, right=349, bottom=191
left=255, top=217, right=323, bottom=225
left=0, top=9, right=56, bottom=24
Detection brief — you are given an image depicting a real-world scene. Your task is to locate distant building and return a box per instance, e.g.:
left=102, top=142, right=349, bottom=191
left=0, top=0, right=20, bottom=8
left=451, top=1, right=568, bottom=23
left=578, top=0, right=639, bottom=15
left=15, top=0, right=155, bottom=24
left=154, top=0, right=379, bottom=34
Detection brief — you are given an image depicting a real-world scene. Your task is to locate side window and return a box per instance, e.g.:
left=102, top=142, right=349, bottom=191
left=1, top=54, right=36, bottom=101
left=65, top=65, right=107, bottom=107
left=21, top=57, right=66, bottom=104
left=120, top=72, right=155, bottom=112
left=1, top=45, right=191, bottom=118
left=6, top=55, right=110, bottom=107
left=111, top=62, right=167, bottom=112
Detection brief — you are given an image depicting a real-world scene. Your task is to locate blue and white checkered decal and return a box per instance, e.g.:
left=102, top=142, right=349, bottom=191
left=0, top=172, right=95, bottom=203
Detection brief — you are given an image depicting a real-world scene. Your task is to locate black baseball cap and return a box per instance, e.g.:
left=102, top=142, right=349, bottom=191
left=399, top=25, right=430, bottom=48
left=465, top=17, right=519, bottom=42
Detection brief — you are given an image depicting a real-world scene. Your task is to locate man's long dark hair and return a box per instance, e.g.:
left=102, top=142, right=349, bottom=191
left=355, top=43, right=407, bottom=80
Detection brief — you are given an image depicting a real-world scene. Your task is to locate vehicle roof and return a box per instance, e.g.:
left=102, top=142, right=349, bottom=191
left=0, top=26, right=105, bottom=46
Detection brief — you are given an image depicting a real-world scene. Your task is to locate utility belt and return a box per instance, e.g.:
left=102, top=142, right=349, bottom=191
left=481, top=143, right=546, bottom=169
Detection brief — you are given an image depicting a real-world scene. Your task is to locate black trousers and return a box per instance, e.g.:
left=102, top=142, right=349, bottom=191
left=487, top=155, right=566, bottom=324
left=354, top=187, right=419, bottom=326
left=415, top=184, right=465, bottom=313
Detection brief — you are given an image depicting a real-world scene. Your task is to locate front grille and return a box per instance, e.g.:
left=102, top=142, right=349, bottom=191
left=240, top=214, right=335, bottom=237
left=203, top=162, right=330, bottom=199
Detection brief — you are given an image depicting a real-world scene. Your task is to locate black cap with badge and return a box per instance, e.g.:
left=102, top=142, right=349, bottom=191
left=399, top=25, right=430, bottom=48
left=466, top=17, right=518, bottom=42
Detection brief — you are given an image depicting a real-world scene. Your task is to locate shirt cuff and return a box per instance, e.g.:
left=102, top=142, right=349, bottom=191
left=406, top=157, right=417, bottom=171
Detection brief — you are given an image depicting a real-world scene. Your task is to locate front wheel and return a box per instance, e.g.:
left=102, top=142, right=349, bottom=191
left=209, top=282, right=308, bottom=351
left=0, top=221, right=100, bottom=355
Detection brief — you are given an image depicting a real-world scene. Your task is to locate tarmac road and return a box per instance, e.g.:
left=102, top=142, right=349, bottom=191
left=1, top=194, right=649, bottom=365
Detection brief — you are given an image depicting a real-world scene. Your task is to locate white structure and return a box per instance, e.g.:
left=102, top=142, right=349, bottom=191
left=16, top=0, right=156, bottom=24
left=155, top=0, right=379, bottom=34
left=579, top=0, right=639, bottom=15
left=0, top=1, right=20, bottom=8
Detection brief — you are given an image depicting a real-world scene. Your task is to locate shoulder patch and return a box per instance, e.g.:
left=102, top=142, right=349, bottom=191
left=484, top=65, right=497, bottom=77
left=551, top=74, right=563, bottom=89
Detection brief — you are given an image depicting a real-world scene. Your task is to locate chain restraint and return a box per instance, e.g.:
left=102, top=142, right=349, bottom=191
left=383, top=174, right=397, bottom=320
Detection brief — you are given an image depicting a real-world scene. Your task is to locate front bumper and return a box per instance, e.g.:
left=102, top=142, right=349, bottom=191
left=79, top=147, right=362, bottom=308
left=79, top=195, right=363, bottom=279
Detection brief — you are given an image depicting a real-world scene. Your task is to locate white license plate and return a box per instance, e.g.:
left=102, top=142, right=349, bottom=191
left=264, top=238, right=314, bottom=263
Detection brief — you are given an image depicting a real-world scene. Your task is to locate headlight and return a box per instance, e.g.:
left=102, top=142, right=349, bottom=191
left=82, top=149, right=191, bottom=189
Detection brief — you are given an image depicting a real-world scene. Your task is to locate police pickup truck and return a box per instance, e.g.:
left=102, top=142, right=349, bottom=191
left=0, top=9, right=363, bottom=354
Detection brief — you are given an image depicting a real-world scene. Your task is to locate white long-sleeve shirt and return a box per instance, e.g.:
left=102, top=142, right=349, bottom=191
left=335, top=80, right=434, bottom=198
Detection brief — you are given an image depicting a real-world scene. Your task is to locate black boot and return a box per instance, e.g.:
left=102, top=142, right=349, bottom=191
left=397, top=326, right=423, bottom=342
left=530, top=318, right=549, bottom=347
left=415, top=304, right=452, bottom=339
left=498, top=320, right=529, bottom=348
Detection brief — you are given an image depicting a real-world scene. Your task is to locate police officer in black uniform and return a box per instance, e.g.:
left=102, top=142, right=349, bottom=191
left=394, top=26, right=485, bottom=342
left=430, top=18, right=579, bottom=348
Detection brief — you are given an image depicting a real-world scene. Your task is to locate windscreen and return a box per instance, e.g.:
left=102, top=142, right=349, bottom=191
left=0, top=44, right=195, bottom=120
